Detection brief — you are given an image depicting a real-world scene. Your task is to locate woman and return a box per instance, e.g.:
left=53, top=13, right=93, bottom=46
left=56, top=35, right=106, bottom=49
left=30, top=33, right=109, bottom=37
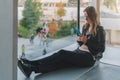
left=18, top=6, right=105, bottom=78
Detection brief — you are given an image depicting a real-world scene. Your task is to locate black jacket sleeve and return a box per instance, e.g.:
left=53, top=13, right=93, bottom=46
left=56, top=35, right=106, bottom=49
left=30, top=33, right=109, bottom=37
left=85, top=26, right=105, bottom=55
left=77, top=41, right=83, bottom=46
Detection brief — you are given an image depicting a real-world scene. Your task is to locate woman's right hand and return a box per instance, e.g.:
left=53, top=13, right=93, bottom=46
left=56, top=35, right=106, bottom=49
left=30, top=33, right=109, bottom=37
left=77, top=35, right=87, bottom=44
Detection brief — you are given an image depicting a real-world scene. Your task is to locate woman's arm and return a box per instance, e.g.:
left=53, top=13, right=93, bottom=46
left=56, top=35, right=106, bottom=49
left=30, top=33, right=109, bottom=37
left=77, top=25, right=87, bottom=46
left=77, top=37, right=84, bottom=46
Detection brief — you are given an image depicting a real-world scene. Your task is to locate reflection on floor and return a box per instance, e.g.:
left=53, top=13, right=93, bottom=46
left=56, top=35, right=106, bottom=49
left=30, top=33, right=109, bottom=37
left=17, top=44, right=120, bottom=80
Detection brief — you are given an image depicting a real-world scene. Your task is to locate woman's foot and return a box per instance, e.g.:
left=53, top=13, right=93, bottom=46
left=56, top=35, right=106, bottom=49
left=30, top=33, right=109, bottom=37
left=18, top=60, right=32, bottom=78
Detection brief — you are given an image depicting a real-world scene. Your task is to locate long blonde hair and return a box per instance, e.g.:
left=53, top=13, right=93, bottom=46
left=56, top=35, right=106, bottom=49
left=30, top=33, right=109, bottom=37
left=84, top=6, right=99, bottom=36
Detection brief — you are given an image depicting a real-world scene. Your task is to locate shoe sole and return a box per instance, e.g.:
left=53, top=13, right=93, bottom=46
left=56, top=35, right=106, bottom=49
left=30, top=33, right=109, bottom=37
left=18, top=60, right=29, bottom=78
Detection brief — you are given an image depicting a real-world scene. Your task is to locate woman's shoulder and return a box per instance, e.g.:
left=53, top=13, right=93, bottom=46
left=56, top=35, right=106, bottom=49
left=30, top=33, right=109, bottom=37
left=96, top=25, right=105, bottom=36
left=97, top=25, right=104, bottom=31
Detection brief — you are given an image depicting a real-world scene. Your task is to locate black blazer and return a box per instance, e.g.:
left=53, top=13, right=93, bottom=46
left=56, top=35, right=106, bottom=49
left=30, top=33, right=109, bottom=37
left=77, top=25, right=106, bottom=56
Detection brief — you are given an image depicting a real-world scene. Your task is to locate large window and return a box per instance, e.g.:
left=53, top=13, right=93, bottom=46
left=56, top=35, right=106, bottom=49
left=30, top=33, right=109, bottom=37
left=17, top=0, right=77, bottom=59
left=17, top=0, right=120, bottom=79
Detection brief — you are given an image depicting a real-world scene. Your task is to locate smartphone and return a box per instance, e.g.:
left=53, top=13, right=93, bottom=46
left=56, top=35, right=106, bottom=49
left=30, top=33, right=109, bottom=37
left=76, top=29, right=81, bottom=36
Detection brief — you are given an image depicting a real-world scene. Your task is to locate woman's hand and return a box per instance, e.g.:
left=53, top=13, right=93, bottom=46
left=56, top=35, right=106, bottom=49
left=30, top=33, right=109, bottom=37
left=77, top=35, right=87, bottom=44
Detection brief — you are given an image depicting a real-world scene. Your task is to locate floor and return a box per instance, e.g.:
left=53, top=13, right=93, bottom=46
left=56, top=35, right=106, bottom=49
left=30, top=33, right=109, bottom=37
left=17, top=44, right=120, bottom=80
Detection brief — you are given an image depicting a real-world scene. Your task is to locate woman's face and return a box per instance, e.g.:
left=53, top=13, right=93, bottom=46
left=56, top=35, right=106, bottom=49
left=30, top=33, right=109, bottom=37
left=84, top=11, right=91, bottom=24
left=84, top=11, right=89, bottom=23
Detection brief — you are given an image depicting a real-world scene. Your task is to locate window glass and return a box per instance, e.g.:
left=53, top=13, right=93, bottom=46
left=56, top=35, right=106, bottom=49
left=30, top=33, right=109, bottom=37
left=100, top=0, right=120, bottom=46
left=80, top=0, right=92, bottom=31
left=18, top=0, right=77, bottom=59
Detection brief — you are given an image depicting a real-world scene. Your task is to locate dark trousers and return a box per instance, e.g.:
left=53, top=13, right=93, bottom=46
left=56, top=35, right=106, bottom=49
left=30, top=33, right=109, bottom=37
left=27, top=49, right=95, bottom=73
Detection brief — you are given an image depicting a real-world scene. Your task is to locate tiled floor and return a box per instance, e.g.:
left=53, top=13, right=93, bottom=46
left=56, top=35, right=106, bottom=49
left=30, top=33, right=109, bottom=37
left=78, top=63, right=120, bottom=80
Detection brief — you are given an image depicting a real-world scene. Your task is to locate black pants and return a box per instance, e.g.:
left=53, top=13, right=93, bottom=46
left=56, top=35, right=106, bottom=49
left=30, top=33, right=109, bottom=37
left=26, top=49, right=95, bottom=73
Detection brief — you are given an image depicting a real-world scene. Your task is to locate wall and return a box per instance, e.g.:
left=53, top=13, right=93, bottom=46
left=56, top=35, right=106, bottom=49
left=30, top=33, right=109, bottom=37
left=0, top=0, right=17, bottom=80
left=111, top=30, right=120, bottom=45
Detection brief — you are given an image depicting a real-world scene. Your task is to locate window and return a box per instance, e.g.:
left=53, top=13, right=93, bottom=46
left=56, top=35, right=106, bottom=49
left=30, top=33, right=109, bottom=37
left=100, top=0, right=120, bottom=46
left=80, top=0, right=92, bottom=31
left=17, top=0, right=77, bottom=60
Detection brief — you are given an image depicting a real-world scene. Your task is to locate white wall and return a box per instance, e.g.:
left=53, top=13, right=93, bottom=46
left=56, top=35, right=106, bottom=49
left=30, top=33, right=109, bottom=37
left=0, top=0, right=17, bottom=80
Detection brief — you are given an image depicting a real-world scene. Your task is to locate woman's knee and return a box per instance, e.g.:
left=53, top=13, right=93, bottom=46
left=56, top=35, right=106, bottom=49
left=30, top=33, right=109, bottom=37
left=59, top=49, right=66, bottom=52
left=56, top=49, right=66, bottom=55
left=59, top=49, right=69, bottom=55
